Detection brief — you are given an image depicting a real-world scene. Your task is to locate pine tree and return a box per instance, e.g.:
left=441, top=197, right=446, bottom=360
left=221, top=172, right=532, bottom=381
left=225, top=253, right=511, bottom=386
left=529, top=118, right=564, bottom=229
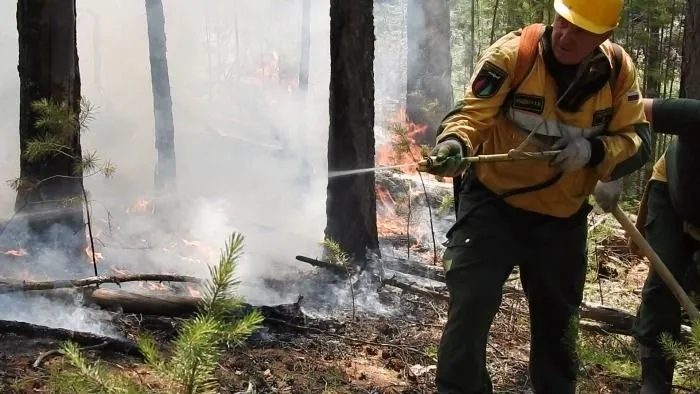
left=48, top=231, right=265, bottom=394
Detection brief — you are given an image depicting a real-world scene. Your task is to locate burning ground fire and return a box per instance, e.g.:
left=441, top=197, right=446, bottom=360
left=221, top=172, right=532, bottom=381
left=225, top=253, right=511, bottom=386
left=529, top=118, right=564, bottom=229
left=0, top=197, right=220, bottom=301
left=374, top=106, right=452, bottom=262
left=375, top=106, right=431, bottom=177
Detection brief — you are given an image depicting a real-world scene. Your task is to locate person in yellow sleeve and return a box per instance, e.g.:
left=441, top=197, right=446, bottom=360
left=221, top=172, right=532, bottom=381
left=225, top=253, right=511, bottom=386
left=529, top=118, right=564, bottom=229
left=631, top=97, right=700, bottom=393
left=422, top=0, right=652, bottom=393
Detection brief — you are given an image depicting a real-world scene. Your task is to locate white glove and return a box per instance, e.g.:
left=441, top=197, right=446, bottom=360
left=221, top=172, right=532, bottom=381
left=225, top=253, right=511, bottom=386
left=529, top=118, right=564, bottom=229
left=593, top=179, right=623, bottom=213
left=551, top=136, right=591, bottom=172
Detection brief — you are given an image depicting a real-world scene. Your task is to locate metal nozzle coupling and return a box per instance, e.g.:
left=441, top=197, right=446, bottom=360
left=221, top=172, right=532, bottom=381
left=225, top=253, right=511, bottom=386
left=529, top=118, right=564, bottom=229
left=419, top=156, right=435, bottom=168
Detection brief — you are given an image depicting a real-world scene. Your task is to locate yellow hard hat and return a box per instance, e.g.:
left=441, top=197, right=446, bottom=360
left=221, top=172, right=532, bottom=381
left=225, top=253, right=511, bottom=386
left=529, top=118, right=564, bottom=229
left=553, top=0, right=624, bottom=34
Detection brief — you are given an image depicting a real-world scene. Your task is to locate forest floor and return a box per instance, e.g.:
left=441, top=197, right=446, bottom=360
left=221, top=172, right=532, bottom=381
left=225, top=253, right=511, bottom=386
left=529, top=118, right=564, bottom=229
left=0, top=198, right=698, bottom=393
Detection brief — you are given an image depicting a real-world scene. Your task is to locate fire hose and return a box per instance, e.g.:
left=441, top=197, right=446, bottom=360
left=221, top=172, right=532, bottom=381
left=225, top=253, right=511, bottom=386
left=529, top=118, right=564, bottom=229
left=417, top=150, right=700, bottom=322
left=415, top=149, right=561, bottom=169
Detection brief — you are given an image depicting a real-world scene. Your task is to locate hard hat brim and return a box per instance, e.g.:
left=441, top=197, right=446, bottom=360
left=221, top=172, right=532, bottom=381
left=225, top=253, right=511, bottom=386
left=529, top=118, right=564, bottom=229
left=554, top=0, right=617, bottom=35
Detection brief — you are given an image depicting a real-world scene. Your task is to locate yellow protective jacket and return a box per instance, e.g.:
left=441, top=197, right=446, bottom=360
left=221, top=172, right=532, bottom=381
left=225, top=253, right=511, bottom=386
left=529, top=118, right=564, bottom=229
left=437, top=27, right=651, bottom=218
left=651, top=153, right=667, bottom=182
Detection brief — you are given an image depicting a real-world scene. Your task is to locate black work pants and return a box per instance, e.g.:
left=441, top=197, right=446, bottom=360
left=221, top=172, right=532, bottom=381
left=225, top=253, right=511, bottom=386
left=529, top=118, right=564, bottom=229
left=435, top=176, right=590, bottom=394
left=633, top=180, right=700, bottom=356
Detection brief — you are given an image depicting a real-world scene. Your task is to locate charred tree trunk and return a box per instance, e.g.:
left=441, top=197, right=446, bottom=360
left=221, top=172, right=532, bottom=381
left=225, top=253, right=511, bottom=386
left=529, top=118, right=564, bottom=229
left=145, top=0, right=176, bottom=192
left=299, top=0, right=310, bottom=90
left=680, top=0, right=700, bottom=99
left=15, top=0, right=85, bottom=263
left=406, top=0, right=454, bottom=144
left=326, top=0, right=379, bottom=266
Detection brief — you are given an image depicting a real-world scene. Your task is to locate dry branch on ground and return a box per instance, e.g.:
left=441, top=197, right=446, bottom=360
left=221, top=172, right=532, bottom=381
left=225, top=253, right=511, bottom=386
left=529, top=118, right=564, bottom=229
left=0, top=274, right=202, bottom=294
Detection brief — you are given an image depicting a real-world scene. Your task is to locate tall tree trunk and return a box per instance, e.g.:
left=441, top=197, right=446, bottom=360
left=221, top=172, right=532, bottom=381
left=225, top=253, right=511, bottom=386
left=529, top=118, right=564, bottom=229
left=145, top=0, right=176, bottom=193
left=489, top=0, right=500, bottom=44
left=299, top=0, right=311, bottom=91
left=640, top=1, right=663, bottom=191
left=15, top=0, right=86, bottom=263
left=469, top=0, right=475, bottom=77
left=326, top=0, right=379, bottom=266
left=680, top=0, right=700, bottom=99
left=661, top=0, right=677, bottom=98
left=644, top=1, right=662, bottom=98
left=406, top=0, right=453, bottom=144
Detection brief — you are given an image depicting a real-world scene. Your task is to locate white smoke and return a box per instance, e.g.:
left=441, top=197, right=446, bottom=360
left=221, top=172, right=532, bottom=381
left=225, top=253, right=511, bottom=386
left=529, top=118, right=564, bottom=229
left=0, top=0, right=447, bottom=329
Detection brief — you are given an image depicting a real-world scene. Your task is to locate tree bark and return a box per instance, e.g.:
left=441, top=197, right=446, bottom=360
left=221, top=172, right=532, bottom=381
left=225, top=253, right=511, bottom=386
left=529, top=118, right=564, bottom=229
left=15, top=0, right=85, bottom=261
left=326, top=0, right=379, bottom=266
left=145, top=0, right=176, bottom=192
left=299, top=0, right=311, bottom=90
left=406, top=0, right=454, bottom=144
left=640, top=0, right=663, bottom=190
left=680, top=0, right=700, bottom=99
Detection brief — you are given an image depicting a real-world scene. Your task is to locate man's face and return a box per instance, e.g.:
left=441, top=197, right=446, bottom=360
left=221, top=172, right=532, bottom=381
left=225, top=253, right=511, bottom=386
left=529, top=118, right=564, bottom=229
left=551, top=15, right=613, bottom=65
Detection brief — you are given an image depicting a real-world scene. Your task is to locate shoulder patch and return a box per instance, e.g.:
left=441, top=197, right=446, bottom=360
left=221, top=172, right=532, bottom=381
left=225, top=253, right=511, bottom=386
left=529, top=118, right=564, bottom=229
left=471, top=61, right=508, bottom=98
left=592, top=107, right=614, bottom=127
left=512, top=94, right=544, bottom=114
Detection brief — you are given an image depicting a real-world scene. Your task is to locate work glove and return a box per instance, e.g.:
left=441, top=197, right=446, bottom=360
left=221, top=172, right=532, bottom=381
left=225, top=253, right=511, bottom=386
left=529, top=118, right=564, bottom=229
left=550, top=136, right=591, bottom=172
left=419, top=139, right=470, bottom=177
left=593, top=178, right=623, bottom=213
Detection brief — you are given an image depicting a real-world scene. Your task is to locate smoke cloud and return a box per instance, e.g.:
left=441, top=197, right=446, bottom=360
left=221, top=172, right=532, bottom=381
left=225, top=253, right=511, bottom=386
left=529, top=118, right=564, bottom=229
left=0, top=0, right=448, bottom=328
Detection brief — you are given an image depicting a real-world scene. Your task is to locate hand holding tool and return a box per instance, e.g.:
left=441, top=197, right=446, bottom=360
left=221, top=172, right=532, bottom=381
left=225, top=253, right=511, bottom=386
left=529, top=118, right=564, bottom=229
left=416, top=149, right=562, bottom=173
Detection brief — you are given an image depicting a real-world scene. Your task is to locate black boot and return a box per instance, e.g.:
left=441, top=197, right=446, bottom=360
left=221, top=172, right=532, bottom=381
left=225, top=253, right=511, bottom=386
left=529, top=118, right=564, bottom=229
left=640, top=357, right=675, bottom=394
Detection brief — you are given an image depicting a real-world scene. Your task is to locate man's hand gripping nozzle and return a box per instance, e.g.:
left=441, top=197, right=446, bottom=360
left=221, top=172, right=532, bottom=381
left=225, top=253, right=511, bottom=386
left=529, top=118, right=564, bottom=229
left=417, top=150, right=562, bottom=174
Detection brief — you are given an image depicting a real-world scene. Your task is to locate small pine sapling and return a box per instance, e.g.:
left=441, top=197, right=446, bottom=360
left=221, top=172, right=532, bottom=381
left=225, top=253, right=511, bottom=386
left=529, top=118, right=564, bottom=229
left=49, top=232, right=265, bottom=394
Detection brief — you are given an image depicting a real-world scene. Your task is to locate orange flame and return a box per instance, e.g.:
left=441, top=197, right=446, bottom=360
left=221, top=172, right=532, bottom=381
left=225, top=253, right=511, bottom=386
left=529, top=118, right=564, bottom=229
left=4, top=249, right=28, bottom=257
left=127, top=199, right=153, bottom=214
left=372, top=106, right=446, bottom=261
left=85, top=246, right=104, bottom=262
left=110, top=266, right=131, bottom=276
left=186, top=285, right=201, bottom=298
left=375, top=106, right=430, bottom=175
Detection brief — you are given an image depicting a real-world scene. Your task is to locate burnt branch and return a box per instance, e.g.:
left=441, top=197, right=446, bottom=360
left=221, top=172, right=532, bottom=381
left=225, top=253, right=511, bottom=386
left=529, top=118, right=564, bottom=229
left=381, top=277, right=448, bottom=301
left=295, top=255, right=352, bottom=277
left=0, top=320, right=140, bottom=357
left=0, top=274, right=202, bottom=294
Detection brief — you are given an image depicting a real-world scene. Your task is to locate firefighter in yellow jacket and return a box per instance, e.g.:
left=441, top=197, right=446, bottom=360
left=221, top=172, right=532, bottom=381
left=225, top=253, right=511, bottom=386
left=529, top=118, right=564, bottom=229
left=631, top=98, right=700, bottom=393
left=422, top=0, right=652, bottom=392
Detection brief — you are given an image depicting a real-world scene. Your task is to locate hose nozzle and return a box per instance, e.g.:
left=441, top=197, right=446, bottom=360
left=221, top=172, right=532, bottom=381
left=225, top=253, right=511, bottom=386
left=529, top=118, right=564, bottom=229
left=416, top=150, right=562, bottom=173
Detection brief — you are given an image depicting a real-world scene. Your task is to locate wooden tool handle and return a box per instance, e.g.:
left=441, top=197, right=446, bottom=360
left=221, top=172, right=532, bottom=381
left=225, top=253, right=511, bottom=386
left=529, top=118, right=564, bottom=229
left=612, top=205, right=700, bottom=321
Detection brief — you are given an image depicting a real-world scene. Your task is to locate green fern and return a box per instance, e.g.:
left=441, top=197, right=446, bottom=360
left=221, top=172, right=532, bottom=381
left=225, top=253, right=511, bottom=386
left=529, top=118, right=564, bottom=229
left=49, top=232, right=265, bottom=394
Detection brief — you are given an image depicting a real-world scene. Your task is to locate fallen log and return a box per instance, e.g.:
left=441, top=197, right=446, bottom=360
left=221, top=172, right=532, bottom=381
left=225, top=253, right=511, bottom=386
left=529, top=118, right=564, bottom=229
left=80, top=289, right=308, bottom=325
left=0, top=274, right=202, bottom=294
left=86, top=288, right=201, bottom=316
left=382, top=277, right=448, bottom=301
left=380, top=257, right=445, bottom=283
left=300, top=255, right=641, bottom=335
left=295, top=255, right=352, bottom=276
left=0, top=319, right=141, bottom=357
left=381, top=277, right=640, bottom=335
left=20, top=288, right=308, bottom=325
left=295, top=254, right=445, bottom=283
